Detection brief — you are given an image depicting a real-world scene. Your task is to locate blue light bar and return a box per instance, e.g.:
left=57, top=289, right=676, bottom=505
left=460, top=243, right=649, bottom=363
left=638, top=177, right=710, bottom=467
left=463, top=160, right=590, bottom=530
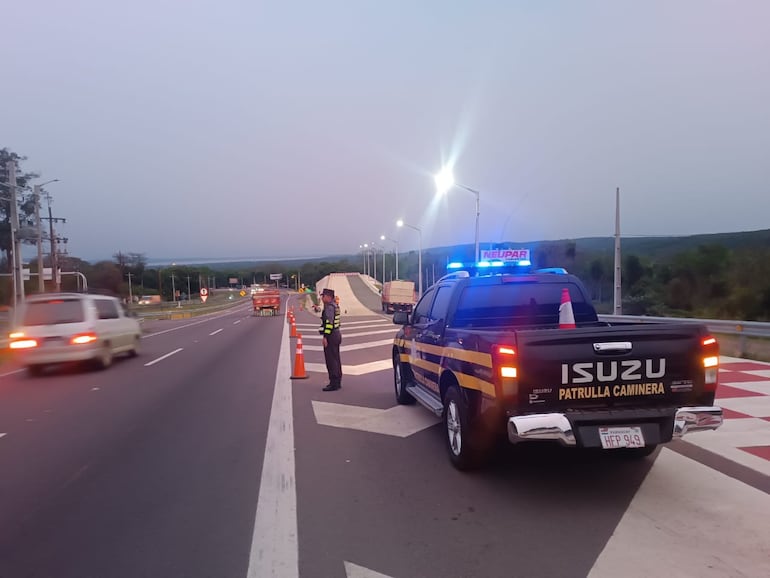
left=517, top=260, right=532, bottom=267
left=491, top=261, right=505, bottom=267
left=536, top=267, right=568, bottom=274
left=447, top=262, right=465, bottom=269
left=477, top=261, right=491, bottom=268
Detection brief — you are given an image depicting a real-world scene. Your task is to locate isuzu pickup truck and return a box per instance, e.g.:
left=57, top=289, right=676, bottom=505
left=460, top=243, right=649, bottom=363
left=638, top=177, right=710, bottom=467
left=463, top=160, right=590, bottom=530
left=392, top=266, right=722, bottom=470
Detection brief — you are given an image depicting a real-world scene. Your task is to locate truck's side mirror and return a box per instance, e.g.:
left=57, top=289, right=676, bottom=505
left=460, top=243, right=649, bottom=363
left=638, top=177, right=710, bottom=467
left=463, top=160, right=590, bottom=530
left=393, top=311, right=409, bottom=325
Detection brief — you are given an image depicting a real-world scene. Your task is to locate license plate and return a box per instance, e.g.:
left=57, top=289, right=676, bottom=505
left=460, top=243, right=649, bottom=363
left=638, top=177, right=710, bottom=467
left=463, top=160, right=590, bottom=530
left=598, top=426, right=645, bottom=449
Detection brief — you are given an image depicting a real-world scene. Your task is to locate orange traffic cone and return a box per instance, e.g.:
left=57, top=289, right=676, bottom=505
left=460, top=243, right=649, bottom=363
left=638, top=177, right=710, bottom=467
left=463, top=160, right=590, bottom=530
left=291, top=333, right=308, bottom=379
left=290, top=318, right=297, bottom=338
left=559, top=288, right=576, bottom=329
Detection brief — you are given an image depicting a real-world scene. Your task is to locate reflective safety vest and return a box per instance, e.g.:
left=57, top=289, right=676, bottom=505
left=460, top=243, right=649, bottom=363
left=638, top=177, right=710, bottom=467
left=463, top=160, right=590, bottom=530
left=320, top=303, right=341, bottom=335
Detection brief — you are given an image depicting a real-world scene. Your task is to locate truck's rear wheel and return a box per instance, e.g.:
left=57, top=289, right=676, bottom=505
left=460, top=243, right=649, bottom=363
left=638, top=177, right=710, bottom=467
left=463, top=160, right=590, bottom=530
left=393, top=352, right=415, bottom=405
left=443, top=386, right=492, bottom=471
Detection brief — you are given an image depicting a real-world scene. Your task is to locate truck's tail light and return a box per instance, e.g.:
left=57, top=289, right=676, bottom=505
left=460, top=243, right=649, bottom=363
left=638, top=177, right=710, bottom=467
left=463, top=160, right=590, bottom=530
left=10, top=339, right=38, bottom=349
left=701, top=335, right=719, bottom=392
left=70, top=332, right=98, bottom=345
left=492, top=344, right=518, bottom=398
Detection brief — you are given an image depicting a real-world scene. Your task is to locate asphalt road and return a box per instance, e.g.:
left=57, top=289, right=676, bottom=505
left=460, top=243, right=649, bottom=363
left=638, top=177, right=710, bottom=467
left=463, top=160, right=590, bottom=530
left=0, top=300, right=278, bottom=578
left=1, top=286, right=768, bottom=578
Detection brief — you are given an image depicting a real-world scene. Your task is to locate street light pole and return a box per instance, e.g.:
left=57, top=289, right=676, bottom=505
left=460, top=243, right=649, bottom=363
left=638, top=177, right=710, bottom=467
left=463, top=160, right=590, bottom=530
left=435, top=168, right=481, bottom=263
left=6, top=161, right=24, bottom=305
left=396, top=220, right=422, bottom=298
left=380, top=235, right=399, bottom=280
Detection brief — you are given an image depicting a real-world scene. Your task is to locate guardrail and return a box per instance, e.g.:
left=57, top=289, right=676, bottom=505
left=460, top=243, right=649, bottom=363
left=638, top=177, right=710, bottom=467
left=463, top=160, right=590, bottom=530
left=134, top=299, right=246, bottom=320
left=598, top=314, right=770, bottom=357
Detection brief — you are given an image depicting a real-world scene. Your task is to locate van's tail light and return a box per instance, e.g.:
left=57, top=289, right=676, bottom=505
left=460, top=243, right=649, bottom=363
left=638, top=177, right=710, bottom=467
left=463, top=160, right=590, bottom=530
left=70, top=332, right=98, bottom=345
left=701, top=335, right=719, bottom=392
left=491, top=343, right=518, bottom=399
left=10, top=338, right=38, bottom=349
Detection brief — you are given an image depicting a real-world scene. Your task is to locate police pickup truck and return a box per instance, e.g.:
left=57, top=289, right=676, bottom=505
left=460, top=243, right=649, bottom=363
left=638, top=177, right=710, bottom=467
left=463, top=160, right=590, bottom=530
left=392, top=263, right=723, bottom=470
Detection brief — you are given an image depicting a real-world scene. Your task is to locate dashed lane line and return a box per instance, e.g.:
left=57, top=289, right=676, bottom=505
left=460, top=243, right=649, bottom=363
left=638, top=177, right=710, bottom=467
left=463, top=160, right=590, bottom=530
left=0, top=369, right=25, bottom=378
left=209, top=329, right=224, bottom=336
left=144, top=348, right=184, bottom=367
left=141, top=304, right=251, bottom=338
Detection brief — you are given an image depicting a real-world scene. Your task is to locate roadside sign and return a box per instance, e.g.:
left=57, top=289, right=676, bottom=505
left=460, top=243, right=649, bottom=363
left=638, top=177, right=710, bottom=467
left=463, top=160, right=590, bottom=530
left=269, top=273, right=282, bottom=281
left=201, top=295, right=208, bottom=303
left=200, top=288, right=209, bottom=296
left=240, top=290, right=246, bottom=297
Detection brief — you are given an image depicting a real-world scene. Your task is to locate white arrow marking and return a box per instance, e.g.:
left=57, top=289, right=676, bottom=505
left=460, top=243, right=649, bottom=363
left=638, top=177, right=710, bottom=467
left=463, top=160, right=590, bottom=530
left=344, top=561, right=395, bottom=578
left=247, top=315, right=298, bottom=577
left=312, top=400, right=439, bottom=438
left=144, top=348, right=184, bottom=367
left=305, top=359, right=392, bottom=376
left=209, top=328, right=223, bottom=336
left=304, top=339, right=394, bottom=353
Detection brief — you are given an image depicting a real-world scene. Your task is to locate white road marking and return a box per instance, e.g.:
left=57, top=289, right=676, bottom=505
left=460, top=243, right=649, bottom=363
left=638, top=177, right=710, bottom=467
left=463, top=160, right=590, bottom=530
left=304, top=359, right=392, bottom=376
left=304, top=339, right=395, bottom=353
left=210, top=329, right=224, bottom=336
left=345, top=561, right=395, bottom=578
left=247, top=313, right=297, bottom=577
left=141, top=304, right=251, bottom=338
left=0, top=369, right=25, bottom=378
left=295, top=319, right=388, bottom=328
left=312, top=401, right=439, bottom=438
left=144, top=348, right=184, bottom=367
left=303, top=328, right=398, bottom=340
left=0, top=433, right=6, bottom=440
left=234, top=320, right=242, bottom=325
left=588, top=448, right=770, bottom=578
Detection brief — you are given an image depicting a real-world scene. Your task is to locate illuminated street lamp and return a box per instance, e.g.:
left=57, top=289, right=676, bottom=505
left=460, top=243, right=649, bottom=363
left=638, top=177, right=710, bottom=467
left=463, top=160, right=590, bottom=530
left=380, top=234, right=398, bottom=280
left=396, top=219, right=422, bottom=298
left=435, top=167, right=481, bottom=263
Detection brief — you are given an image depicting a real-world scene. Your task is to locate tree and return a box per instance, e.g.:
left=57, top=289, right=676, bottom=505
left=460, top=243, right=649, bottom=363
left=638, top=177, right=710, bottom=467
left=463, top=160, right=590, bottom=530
left=0, top=148, right=40, bottom=271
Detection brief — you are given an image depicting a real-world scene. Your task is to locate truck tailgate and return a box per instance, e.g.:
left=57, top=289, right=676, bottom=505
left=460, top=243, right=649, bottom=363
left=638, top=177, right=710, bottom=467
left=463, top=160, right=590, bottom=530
left=514, top=324, right=716, bottom=412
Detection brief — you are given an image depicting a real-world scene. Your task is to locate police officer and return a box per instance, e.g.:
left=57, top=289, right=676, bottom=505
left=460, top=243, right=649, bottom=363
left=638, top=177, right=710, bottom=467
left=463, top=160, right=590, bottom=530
left=319, top=288, right=342, bottom=391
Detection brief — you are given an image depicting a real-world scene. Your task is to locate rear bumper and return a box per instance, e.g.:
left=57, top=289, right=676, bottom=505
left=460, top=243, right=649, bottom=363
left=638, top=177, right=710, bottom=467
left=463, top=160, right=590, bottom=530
left=15, top=343, right=100, bottom=365
left=507, top=406, right=723, bottom=447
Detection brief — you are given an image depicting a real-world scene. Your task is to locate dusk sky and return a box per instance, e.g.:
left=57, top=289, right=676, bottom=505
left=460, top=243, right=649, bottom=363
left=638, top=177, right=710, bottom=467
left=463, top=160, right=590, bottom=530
left=4, top=0, right=768, bottom=263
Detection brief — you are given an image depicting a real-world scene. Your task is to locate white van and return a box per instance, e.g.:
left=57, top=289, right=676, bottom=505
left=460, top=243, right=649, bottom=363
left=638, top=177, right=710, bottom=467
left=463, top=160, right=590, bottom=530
left=9, top=293, right=142, bottom=375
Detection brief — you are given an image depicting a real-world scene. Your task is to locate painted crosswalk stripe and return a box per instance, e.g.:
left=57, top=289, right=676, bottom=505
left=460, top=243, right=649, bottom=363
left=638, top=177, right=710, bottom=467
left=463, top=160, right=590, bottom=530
left=304, top=338, right=395, bottom=352
left=303, top=328, right=398, bottom=340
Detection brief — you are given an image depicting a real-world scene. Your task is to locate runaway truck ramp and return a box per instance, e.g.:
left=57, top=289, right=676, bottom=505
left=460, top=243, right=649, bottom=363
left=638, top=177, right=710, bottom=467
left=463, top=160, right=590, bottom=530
left=315, top=273, right=376, bottom=316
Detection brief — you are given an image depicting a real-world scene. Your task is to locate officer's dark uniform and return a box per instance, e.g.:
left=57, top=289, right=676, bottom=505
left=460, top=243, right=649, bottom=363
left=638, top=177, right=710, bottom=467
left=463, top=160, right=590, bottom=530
left=319, top=289, right=342, bottom=391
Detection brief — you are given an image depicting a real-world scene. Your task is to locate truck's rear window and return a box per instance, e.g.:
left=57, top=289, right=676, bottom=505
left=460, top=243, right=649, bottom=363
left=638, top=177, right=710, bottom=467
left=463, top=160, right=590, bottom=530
left=452, top=283, right=597, bottom=328
left=22, top=300, right=86, bottom=325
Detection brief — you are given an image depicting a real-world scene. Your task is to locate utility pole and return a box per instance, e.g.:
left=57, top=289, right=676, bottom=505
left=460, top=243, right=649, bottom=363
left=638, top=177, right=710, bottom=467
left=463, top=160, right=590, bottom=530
left=43, top=200, right=66, bottom=292
left=33, top=185, right=44, bottom=293
left=613, top=187, right=622, bottom=315
left=127, top=272, right=133, bottom=303
left=186, top=276, right=191, bottom=301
